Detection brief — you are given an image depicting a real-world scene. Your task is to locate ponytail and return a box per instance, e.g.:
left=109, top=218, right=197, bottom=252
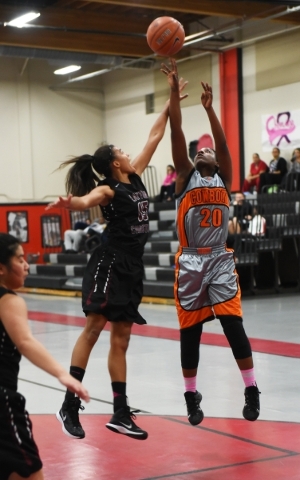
left=59, top=145, right=115, bottom=197
left=59, top=155, right=97, bottom=196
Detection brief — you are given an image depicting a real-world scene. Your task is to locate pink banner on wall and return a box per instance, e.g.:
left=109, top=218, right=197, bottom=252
left=261, top=110, right=300, bottom=151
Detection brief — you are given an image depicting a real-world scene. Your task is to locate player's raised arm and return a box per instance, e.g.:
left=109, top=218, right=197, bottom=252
left=161, top=58, right=193, bottom=191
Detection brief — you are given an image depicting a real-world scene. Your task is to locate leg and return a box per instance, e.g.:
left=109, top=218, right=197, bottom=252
left=105, top=321, right=148, bottom=440
left=181, top=324, right=204, bottom=425
left=9, top=471, right=44, bottom=480
left=219, top=315, right=260, bottom=421
left=57, top=313, right=107, bottom=439
left=71, top=312, right=107, bottom=369
left=159, top=185, right=168, bottom=202
left=64, top=229, right=76, bottom=251
left=73, top=230, right=85, bottom=251
left=228, top=217, right=241, bottom=235
left=242, top=179, right=253, bottom=193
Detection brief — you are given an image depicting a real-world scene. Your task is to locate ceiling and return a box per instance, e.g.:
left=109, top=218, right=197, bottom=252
left=0, top=0, right=300, bottom=83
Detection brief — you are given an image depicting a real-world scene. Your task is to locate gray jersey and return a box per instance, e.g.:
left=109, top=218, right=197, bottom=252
left=175, top=170, right=230, bottom=247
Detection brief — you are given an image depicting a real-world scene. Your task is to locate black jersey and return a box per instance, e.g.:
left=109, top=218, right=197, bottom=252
left=100, top=173, right=149, bottom=256
left=0, top=286, right=21, bottom=391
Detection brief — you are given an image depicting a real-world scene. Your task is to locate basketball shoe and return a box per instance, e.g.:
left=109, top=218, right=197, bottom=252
left=56, top=397, right=85, bottom=439
left=243, top=385, right=260, bottom=421
left=184, top=390, right=204, bottom=425
left=106, top=406, right=148, bottom=440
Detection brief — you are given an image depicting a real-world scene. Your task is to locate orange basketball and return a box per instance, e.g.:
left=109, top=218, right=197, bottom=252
left=146, top=16, right=185, bottom=57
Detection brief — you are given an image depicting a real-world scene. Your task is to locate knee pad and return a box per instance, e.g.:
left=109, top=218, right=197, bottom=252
left=180, top=323, right=203, bottom=369
left=219, top=315, right=252, bottom=359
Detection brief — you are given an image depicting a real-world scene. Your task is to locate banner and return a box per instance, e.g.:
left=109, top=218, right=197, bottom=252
left=261, top=110, right=300, bottom=152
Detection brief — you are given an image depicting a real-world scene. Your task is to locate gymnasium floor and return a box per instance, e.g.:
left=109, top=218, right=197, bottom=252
left=19, top=292, right=300, bottom=480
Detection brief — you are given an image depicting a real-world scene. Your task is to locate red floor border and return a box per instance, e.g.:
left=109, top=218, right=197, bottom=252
left=28, top=310, right=300, bottom=358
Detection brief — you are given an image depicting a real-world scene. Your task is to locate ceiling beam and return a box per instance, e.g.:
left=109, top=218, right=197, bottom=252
left=86, top=0, right=285, bottom=19
left=0, top=26, right=152, bottom=57
left=0, top=5, right=150, bottom=35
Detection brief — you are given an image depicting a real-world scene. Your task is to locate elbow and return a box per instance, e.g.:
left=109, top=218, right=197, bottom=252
left=16, top=336, right=35, bottom=356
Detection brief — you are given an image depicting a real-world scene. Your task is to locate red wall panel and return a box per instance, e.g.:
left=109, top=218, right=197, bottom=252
left=0, top=203, right=71, bottom=263
left=219, top=49, right=241, bottom=192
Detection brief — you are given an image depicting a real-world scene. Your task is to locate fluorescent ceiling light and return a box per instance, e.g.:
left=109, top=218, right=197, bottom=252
left=54, top=65, right=81, bottom=75
left=5, top=12, right=40, bottom=28
left=66, top=69, right=109, bottom=82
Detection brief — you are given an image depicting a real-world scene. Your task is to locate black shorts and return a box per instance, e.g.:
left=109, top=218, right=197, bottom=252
left=0, top=387, right=43, bottom=480
left=82, top=245, right=146, bottom=325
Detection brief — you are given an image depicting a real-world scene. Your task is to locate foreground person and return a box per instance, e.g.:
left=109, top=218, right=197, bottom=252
left=0, top=233, right=89, bottom=480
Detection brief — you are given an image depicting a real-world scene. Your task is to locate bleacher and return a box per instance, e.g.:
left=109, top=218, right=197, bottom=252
left=23, top=190, right=300, bottom=298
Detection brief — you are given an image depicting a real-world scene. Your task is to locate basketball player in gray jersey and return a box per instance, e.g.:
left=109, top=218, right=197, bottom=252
left=161, top=58, right=260, bottom=426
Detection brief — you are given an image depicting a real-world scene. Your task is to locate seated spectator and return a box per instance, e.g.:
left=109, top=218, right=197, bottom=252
left=64, top=218, right=106, bottom=253
left=228, top=192, right=253, bottom=235
left=258, top=147, right=287, bottom=193
left=159, top=164, right=177, bottom=201
left=284, top=147, right=300, bottom=191
left=247, top=207, right=266, bottom=236
left=242, top=153, right=268, bottom=193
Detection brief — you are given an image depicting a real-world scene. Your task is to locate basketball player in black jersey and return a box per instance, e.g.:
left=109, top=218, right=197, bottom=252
left=47, top=88, right=187, bottom=441
left=0, top=233, right=89, bottom=480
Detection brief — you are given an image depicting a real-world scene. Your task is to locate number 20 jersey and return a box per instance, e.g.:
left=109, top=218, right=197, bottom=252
left=176, top=169, right=230, bottom=248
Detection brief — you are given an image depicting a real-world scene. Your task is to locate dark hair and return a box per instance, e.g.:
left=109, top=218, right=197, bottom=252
left=0, top=233, right=20, bottom=266
left=59, top=144, right=115, bottom=196
left=167, top=164, right=175, bottom=173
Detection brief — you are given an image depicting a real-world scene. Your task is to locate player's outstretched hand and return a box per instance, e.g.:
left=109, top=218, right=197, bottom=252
left=46, top=194, right=73, bottom=210
left=161, top=58, right=188, bottom=101
left=201, top=82, right=213, bottom=110
left=58, top=372, right=90, bottom=403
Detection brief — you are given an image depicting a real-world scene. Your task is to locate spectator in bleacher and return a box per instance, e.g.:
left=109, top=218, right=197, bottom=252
left=247, top=207, right=266, bottom=236
left=289, top=147, right=300, bottom=172
left=63, top=218, right=107, bottom=253
left=46, top=80, right=188, bottom=443
left=161, top=58, right=260, bottom=427
left=63, top=218, right=90, bottom=253
left=283, top=147, right=300, bottom=191
left=242, top=153, right=268, bottom=193
left=258, top=147, right=287, bottom=193
left=228, top=192, right=253, bottom=235
left=159, top=164, right=177, bottom=201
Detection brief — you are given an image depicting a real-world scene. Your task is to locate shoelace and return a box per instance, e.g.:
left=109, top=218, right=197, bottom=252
left=126, top=408, right=141, bottom=421
left=185, top=397, right=200, bottom=414
left=67, top=398, right=85, bottom=425
left=245, top=389, right=261, bottom=410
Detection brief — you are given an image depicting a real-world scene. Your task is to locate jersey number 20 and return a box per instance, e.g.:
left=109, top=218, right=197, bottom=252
left=200, top=207, right=222, bottom=227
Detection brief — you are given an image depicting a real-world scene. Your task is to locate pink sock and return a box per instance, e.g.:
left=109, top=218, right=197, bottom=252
left=241, top=368, right=256, bottom=387
left=184, top=376, right=197, bottom=392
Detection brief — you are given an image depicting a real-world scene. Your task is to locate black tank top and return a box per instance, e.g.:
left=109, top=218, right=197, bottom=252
left=0, top=286, right=21, bottom=391
left=100, top=174, right=149, bottom=256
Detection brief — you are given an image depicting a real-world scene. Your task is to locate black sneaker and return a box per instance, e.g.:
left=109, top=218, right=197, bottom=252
left=184, top=391, right=204, bottom=426
left=106, top=407, right=148, bottom=440
left=243, top=385, right=260, bottom=421
left=56, top=397, right=85, bottom=439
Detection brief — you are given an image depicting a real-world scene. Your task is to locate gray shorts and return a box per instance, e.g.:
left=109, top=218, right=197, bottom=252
left=175, top=245, right=242, bottom=329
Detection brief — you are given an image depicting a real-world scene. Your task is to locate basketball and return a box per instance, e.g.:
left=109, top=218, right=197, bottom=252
left=146, top=16, right=185, bottom=57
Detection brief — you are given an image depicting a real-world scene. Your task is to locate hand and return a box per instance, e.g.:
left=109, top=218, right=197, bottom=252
left=58, top=372, right=90, bottom=403
left=161, top=57, right=179, bottom=92
left=46, top=194, right=73, bottom=210
left=161, top=58, right=188, bottom=101
left=201, top=82, right=213, bottom=109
